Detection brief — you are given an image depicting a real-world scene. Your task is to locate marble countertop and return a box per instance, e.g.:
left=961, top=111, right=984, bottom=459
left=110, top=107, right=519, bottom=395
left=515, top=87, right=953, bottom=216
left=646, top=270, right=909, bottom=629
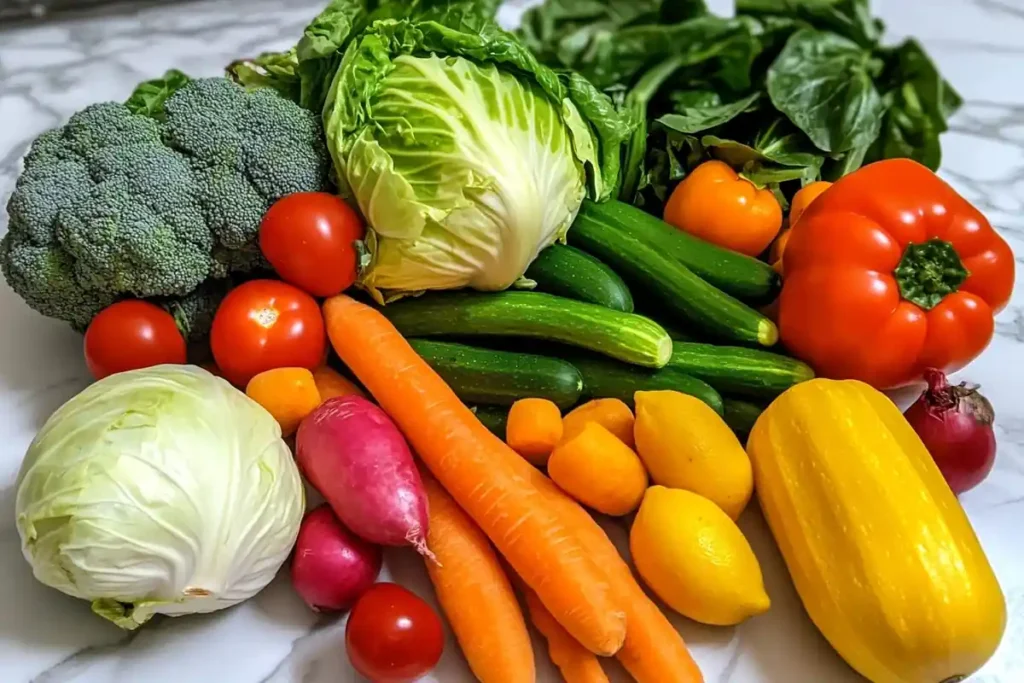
left=1, top=0, right=1022, bottom=681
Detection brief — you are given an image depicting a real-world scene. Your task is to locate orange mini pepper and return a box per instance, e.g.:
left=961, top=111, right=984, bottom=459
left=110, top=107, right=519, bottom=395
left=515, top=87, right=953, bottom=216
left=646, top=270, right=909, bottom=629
left=779, top=159, right=1014, bottom=389
left=770, top=180, right=832, bottom=273
left=664, top=160, right=783, bottom=257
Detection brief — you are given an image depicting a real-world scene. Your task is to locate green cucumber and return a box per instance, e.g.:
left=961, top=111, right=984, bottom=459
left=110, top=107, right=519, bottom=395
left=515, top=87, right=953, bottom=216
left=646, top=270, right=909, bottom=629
left=525, top=244, right=634, bottom=312
left=570, top=207, right=778, bottom=347
left=385, top=291, right=672, bottom=368
left=633, top=306, right=696, bottom=342
left=577, top=200, right=780, bottom=304
left=472, top=405, right=510, bottom=438
left=667, top=341, right=814, bottom=399
left=409, top=339, right=583, bottom=409
left=569, top=353, right=723, bottom=414
left=722, top=398, right=767, bottom=438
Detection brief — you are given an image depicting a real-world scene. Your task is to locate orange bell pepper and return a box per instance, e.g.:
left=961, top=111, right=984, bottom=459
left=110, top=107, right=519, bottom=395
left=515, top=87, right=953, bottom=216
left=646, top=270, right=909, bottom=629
left=664, top=160, right=782, bottom=257
left=779, top=159, right=1014, bottom=389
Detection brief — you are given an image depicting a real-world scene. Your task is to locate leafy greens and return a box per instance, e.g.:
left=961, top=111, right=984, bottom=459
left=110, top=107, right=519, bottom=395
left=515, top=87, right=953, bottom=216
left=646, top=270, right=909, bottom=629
left=518, top=0, right=961, bottom=211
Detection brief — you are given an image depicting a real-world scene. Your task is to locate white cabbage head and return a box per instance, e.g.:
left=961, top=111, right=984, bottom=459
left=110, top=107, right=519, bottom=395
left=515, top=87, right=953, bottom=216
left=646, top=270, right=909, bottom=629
left=15, top=364, right=304, bottom=629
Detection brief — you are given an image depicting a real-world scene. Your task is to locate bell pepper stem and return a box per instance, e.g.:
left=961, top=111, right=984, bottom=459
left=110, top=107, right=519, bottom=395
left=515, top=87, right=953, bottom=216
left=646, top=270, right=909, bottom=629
left=893, top=239, right=968, bottom=310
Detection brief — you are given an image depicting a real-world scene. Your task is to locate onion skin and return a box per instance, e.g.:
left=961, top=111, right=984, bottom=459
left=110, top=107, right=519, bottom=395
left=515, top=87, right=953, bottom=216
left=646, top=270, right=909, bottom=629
left=291, top=505, right=382, bottom=612
left=904, top=369, right=996, bottom=495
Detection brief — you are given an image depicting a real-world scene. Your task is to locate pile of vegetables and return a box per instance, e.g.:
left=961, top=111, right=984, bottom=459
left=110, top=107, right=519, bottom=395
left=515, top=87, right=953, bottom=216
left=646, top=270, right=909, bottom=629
left=3, top=0, right=1016, bottom=682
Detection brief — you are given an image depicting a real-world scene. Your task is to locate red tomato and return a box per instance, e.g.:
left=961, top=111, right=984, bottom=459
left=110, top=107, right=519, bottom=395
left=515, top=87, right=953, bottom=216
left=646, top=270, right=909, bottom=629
left=210, top=280, right=325, bottom=387
left=84, top=300, right=186, bottom=380
left=345, top=583, right=444, bottom=683
left=259, top=192, right=365, bottom=297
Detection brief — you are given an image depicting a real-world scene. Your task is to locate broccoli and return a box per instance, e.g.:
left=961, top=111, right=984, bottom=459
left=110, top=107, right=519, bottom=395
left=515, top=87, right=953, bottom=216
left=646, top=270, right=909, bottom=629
left=1, top=76, right=331, bottom=340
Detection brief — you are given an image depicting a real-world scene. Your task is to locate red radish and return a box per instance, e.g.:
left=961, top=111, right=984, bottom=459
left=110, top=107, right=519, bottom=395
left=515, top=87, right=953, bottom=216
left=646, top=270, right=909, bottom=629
left=296, top=396, right=432, bottom=557
left=904, top=369, right=997, bottom=495
left=291, top=505, right=382, bottom=612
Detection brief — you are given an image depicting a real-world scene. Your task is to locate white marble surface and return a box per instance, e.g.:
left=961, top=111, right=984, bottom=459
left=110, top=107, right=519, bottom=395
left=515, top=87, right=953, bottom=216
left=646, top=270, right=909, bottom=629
left=1, top=0, right=1022, bottom=681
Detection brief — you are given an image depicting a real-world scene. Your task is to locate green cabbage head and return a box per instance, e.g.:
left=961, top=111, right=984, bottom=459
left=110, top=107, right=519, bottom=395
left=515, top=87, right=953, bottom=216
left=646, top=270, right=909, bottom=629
left=15, top=365, right=304, bottom=629
left=335, top=51, right=598, bottom=298
left=227, top=1, right=630, bottom=300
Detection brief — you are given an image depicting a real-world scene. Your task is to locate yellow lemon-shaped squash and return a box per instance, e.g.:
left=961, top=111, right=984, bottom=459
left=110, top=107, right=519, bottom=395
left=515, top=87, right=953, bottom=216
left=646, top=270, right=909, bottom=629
left=634, top=390, right=753, bottom=519
left=630, top=485, right=769, bottom=626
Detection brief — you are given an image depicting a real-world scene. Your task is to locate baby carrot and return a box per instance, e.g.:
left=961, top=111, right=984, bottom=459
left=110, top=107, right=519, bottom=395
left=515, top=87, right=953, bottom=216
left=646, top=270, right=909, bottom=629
left=562, top=398, right=635, bottom=448
left=506, top=398, right=563, bottom=466
left=548, top=422, right=647, bottom=516
left=312, top=364, right=365, bottom=401
left=322, top=295, right=626, bottom=657
left=246, top=367, right=321, bottom=436
left=524, top=588, right=609, bottom=683
left=422, top=473, right=535, bottom=683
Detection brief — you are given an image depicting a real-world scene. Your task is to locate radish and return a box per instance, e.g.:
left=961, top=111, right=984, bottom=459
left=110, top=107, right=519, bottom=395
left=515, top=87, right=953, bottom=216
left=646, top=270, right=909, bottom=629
left=296, top=396, right=432, bottom=557
left=291, top=505, right=382, bottom=612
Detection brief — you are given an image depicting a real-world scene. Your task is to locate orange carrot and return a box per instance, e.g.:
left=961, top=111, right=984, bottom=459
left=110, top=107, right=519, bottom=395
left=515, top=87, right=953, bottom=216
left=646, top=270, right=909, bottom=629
left=524, top=588, right=609, bottom=683
left=508, top=448, right=703, bottom=682
left=506, top=398, right=563, bottom=466
left=562, top=399, right=635, bottom=448
left=422, top=473, right=535, bottom=683
left=548, top=422, right=647, bottom=516
left=322, top=295, right=626, bottom=656
left=246, top=367, right=321, bottom=436
left=312, top=365, right=366, bottom=401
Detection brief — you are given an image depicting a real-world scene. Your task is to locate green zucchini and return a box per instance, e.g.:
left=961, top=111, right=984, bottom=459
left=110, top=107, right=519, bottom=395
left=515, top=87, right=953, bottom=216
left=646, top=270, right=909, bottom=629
left=577, top=200, right=780, bottom=304
left=385, top=291, right=672, bottom=368
left=472, top=405, right=509, bottom=438
left=722, top=398, right=767, bottom=438
left=569, top=207, right=778, bottom=347
left=569, top=353, right=724, bottom=414
left=667, top=341, right=814, bottom=399
left=409, top=339, right=583, bottom=409
left=525, top=244, right=634, bottom=312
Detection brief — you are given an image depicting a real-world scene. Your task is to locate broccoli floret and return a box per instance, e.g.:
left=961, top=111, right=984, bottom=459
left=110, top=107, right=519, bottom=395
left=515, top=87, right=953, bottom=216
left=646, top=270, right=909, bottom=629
left=2, top=76, right=331, bottom=337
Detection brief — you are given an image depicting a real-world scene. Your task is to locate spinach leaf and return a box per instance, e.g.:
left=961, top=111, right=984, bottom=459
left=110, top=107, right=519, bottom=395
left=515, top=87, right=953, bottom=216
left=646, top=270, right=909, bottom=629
left=637, top=128, right=703, bottom=207
left=767, top=29, right=885, bottom=153
left=671, top=90, right=723, bottom=110
left=864, top=39, right=962, bottom=171
left=517, top=0, right=666, bottom=69
left=821, top=143, right=869, bottom=180
left=570, top=16, right=759, bottom=91
left=656, top=92, right=762, bottom=134
left=703, top=119, right=821, bottom=168
left=662, top=0, right=710, bottom=23
left=737, top=0, right=883, bottom=48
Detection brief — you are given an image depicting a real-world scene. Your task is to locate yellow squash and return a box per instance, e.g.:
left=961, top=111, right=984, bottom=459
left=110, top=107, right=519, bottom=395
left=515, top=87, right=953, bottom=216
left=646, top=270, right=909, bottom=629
left=747, top=378, right=1006, bottom=683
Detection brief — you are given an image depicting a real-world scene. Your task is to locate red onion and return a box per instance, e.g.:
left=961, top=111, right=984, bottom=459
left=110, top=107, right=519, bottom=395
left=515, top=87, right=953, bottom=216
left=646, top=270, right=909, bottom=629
left=903, top=369, right=996, bottom=495
left=291, top=505, right=383, bottom=612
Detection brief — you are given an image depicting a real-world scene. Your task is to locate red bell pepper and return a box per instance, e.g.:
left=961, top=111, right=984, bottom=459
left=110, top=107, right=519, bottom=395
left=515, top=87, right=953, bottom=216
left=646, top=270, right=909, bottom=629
left=779, top=159, right=1014, bottom=389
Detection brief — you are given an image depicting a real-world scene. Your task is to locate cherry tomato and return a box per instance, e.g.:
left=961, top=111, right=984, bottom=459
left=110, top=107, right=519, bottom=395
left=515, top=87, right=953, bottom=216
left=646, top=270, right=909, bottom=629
left=345, top=583, right=444, bottom=683
left=210, top=280, right=325, bottom=387
left=259, top=192, right=365, bottom=297
left=84, top=300, right=186, bottom=380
